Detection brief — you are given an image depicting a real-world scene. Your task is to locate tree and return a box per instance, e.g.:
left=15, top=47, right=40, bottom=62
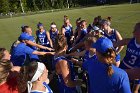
left=9, top=0, right=18, bottom=12
left=36, top=0, right=48, bottom=10
left=66, top=0, right=70, bottom=8
left=72, top=0, right=77, bottom=7
left=41, top=0, right=48, bottom=10
left=50, top=0, right=55, bottom=7
left=0, top=0, right=10, bottom=14
left=19, top=0, right=25, bottom=13
left=57, top=0, right=64, bottom=8
left=33, top=0, right=39, bottom=11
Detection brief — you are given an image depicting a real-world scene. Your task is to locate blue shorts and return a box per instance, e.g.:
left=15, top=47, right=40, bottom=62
left=115, top=54, right=121, bottom=62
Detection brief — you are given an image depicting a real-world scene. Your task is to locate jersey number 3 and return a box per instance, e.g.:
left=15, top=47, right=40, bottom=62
left=128, top=55, right=137, bottom=65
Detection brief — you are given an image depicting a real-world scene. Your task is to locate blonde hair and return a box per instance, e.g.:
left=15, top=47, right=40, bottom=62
left=0, top=48, right=6, bottom=61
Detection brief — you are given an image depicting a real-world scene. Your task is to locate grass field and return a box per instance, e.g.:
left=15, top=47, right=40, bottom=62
left=0, top=3, right=140, bottom=57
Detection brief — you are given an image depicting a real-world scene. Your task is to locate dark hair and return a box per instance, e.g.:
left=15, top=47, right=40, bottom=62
left=80, top=19, right=87, bottom=24
left=18, top=62, right=38, bottom=92
left=0, top=48, right=6, bottom=61
left=93, top=16, right=102, bottom=26
left=0, top=61, right=12, bottom=84
left=76, top=17, right=81, bottom=22
left=53, top=34, right=67, bottom=52
left=21, top=25, right=30, bottom=32
left=51, top=22, right=56, bottom=25
left=134, top=22, right=140, bottom=33
left=101, top=48, right=116, bottom=77
left=64, top=15, right=68, bottom=18
left=76, top=17, right=81, bottom=28
left=87, top=24, right=93, bottom=32
left=64, top=15, right=68, bottom=20
left=106, top=16, right=112, bottom=22
left=97, top=16, right=102, bottom=20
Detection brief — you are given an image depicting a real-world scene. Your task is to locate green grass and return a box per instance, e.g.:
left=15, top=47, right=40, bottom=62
left=0, top=3, right=140, bottom=57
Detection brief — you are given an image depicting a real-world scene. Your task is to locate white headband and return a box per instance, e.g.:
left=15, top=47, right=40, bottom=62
left=98, top=29, right=104, bottom=34
left=51, top=25, right=56, bottom=28
left=92, top=26, right=104, bottom=34
left=93, top=26, right=99, bottom=30
left=27, top=62, right=45, bottom=93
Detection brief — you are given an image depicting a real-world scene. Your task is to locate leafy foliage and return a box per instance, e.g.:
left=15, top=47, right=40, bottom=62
left=0, top=0, right=131, bottom=13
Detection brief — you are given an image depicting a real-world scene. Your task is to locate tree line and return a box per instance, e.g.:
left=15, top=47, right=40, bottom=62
left=0, top=0, right=130, bottom=14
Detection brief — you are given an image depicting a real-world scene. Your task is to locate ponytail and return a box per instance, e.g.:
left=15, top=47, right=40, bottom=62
left=76, top=17, right=81, bottom=22
left=107, top=64, right=114, bottom=77
left=102, top=48, right=116, bottom=77
left=106, top=16, right=112, bottom=22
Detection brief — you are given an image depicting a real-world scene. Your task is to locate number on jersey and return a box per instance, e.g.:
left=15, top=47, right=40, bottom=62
left=128, top=55, right=137, bottom=65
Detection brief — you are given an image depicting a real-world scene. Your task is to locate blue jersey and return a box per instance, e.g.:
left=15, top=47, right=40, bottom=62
left=80, top=28, right=87, bottom=41
left=30, top=82, right=53, bottom=93
left=28, top=36, right=37, bottom=50
left=82, top=59, right=131, bottom=93
left=120, top=38, right=140, bottom=69
left=104, top=29, right=121, bottom=62
left=83, top=50, right=97, bottom=63
left=63, top=25, right=73, bottom=39
left=104, top=29, right=117, bottom=43
left=50, top=30, right=58, bottom=43
left=28, top=35, right=39, bottom=61
left=83, top=50, right=97, bottom=70
left=54, top=56, right=77, bottom=93
left=11, top=43, right=34, bottom=66
left=63, top=25, right=73, bottom=49
left=36, top=30, right=48, bottom=46
left=76, top=28, right=87, bottom=44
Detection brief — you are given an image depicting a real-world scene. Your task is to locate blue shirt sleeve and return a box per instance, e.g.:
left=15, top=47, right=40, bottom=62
left=24, top=46, right=34, bottom=55
left=119, top=72, right=131, bottom=93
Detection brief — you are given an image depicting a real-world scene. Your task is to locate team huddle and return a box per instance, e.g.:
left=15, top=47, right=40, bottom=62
left=0, top=15, right=140, bottom=93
